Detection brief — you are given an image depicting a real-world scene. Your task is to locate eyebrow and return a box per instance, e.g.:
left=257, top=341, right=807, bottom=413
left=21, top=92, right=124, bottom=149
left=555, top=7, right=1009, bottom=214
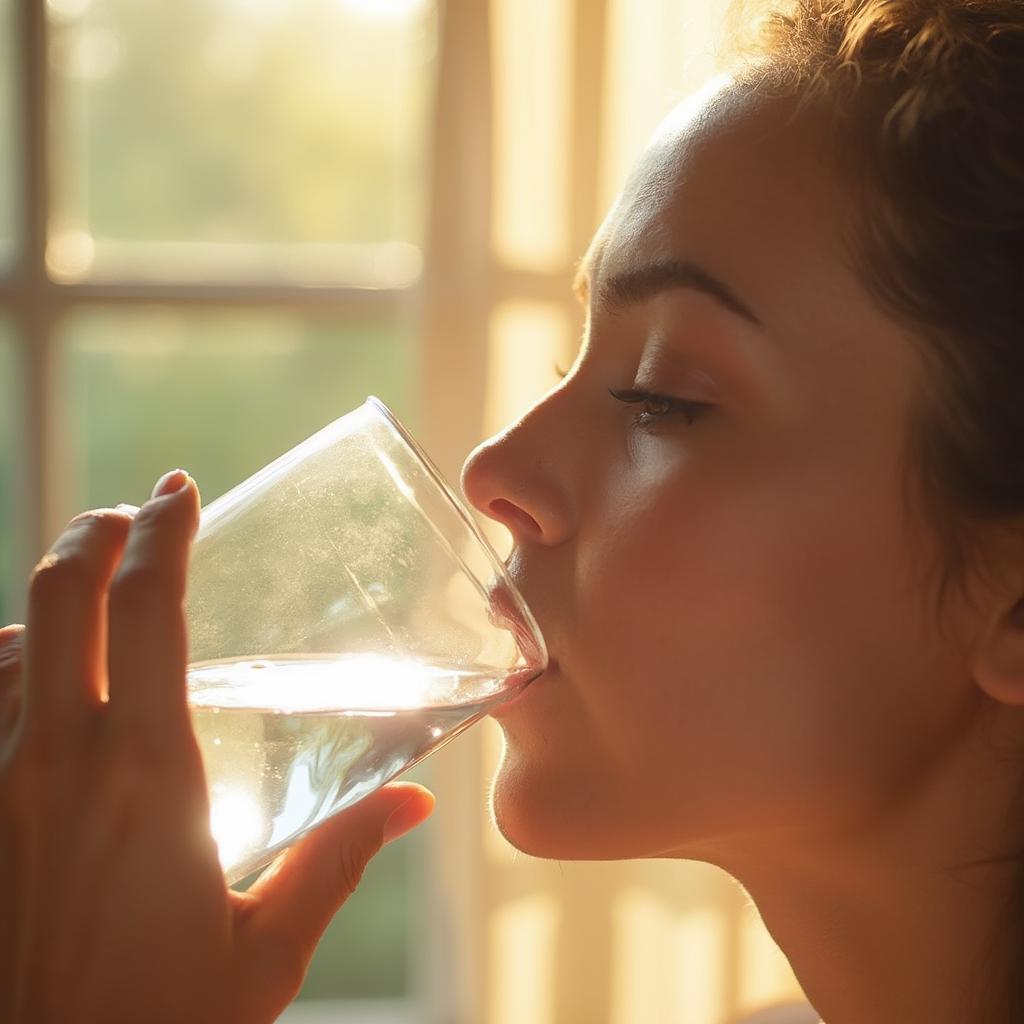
left=580, top=258, right=763, bottom=327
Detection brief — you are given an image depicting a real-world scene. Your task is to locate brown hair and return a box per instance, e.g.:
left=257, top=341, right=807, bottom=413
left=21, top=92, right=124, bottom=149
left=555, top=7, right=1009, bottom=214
left=726, top=0, right=1024, bottom=625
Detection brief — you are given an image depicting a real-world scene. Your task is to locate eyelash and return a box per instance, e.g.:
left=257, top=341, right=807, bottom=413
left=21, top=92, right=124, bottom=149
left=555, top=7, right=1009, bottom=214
left=607, top=388, right=709, bottom=427
left=553, top=362, right=710, bottom=428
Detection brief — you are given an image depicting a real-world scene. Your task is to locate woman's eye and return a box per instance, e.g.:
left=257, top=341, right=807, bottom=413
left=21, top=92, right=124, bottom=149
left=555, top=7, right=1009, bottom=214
left=607, top=387, right=711, bottom=427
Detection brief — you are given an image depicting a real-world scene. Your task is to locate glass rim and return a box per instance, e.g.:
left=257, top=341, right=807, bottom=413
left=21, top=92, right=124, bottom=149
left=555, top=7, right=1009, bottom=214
left=365, top=395, right=548, bottom=669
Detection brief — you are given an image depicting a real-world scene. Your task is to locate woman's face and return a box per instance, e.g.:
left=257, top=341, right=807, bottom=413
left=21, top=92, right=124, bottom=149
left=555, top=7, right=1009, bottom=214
left=460, top=82, right=977, bottom=865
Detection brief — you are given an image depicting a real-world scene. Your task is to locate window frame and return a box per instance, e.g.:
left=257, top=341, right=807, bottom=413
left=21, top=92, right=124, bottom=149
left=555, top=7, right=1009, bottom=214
left=3, top=0, right=422, bottom=585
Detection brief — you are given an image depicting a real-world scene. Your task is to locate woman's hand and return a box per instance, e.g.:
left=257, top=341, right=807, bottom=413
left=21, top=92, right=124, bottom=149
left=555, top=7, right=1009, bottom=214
left=0, top=470, right=435, bottom=1024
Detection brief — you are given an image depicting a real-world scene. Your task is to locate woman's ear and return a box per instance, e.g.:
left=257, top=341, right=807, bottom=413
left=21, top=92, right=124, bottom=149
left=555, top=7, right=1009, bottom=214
left=972, top=596, right=1024, bottom=705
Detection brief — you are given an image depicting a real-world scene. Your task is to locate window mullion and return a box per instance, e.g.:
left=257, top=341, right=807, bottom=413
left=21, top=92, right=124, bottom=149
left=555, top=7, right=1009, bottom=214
left=414, top=1, right=495, bottom=1022
left=15, top=0, right=61, bottom=582
left=49, top=282, right=412, bottom=312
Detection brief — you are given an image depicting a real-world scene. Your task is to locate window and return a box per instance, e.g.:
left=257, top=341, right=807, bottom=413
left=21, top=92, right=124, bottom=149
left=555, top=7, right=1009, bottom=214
left=46, top=0, right=434, bottom=282
left=4, top=1, right=810, bottom=1020
left=60, top=309, right=418, bottom=511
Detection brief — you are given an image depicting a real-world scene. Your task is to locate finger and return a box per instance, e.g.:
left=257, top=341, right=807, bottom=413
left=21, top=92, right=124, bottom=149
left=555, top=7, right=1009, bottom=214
left=107, top=470, right=201, bottom=743
left=243, top=783, right=435, bottom=973
left=0, top=624, right=25, bottom=736
left=0, top=624, right=25, bottom=692
left=23, top=511, right=133, bottom=731
left=0, top=623, right=25, bottom=645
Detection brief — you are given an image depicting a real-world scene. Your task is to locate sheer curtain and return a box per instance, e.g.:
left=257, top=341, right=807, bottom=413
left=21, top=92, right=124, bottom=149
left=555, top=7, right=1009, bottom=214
left=416, top=1, right=811, bottom=1022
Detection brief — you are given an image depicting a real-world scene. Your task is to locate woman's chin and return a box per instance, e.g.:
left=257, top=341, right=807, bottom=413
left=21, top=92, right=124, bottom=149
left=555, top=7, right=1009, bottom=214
left=487, top=746, right=748, bottom=862
left=488, top=758, right=585, bottom=858
left=488, top=791, right=580, bottom=859
left=488, top=753, right=630, bottom=860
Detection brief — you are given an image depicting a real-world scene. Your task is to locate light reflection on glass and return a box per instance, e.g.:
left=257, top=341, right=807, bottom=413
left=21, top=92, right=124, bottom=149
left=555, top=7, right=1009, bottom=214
left=187, top=654, right=468, bottom=713
left=209, top=783, right=264, bottom=869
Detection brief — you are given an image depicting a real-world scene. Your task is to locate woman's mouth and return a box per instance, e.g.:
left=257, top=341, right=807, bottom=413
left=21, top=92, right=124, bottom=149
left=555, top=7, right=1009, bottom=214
left=488, top=657, right=559, bottom=717
left=485, top=579, right=548, bottom=671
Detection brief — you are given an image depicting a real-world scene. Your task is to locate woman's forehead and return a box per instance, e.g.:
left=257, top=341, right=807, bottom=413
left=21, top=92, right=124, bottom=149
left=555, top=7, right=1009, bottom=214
left=588, top=85, right=853, bottom=329
left=607, top=91, right=823, bottom=255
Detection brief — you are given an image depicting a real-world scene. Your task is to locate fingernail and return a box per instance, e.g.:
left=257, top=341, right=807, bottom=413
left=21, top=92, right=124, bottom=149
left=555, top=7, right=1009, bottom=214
left=115, top=503, right=141, bottom=516
left=382, top=793, right=432, bottom=844
left=151, top=469, right=189, bottom=500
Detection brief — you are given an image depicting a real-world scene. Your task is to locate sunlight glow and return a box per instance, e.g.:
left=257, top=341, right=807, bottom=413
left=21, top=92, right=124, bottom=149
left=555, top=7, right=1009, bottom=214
left=491, top=0, right=571, bottom=271
left=488, top=895, right=559, bottom=1024
left=484, top=300, right=572, bottom=437
left=46, top=0, right=92, bottom=22
left=600, top=0, right=726, bottom=210
left=336, top=0, right=429, bottom=21
left=612, top=888, right=726, bottom=1024
left=187, top=653, right=467, bottom=712
left=46, top=229, right=96, bottom=280
left=737, top=907, right=808, bottom=1013
left=209, top=783, right=264, bottom=868
left=674, top=906, right=727, bottom=1023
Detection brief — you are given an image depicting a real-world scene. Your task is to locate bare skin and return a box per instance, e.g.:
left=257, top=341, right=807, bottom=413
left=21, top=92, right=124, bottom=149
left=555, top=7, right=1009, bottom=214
left=461, top=81, right=1024, bottom=1023
left=0, top=469, right=435, bottom=1024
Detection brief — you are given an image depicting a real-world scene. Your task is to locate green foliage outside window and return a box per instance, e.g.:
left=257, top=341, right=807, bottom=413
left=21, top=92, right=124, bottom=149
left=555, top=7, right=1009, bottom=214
left=50, top=0, right=435, bottom=247
left=61, top=310, right=420, bottom=512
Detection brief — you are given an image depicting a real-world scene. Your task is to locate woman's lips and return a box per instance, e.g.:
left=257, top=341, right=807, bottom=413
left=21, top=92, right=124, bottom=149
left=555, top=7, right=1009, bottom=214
left=485, top=580, right=548, bottom=671
left=489, top=658, right=559, bottom=717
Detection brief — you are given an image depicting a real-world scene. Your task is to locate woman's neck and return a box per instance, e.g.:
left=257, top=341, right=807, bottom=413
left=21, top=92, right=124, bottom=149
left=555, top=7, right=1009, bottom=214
left=700, top=699, right=1024, bottom=1024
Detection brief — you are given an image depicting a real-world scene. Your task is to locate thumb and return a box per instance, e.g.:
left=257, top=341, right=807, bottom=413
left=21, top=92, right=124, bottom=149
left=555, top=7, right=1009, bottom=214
left=242, top=782, right=435, bottom=969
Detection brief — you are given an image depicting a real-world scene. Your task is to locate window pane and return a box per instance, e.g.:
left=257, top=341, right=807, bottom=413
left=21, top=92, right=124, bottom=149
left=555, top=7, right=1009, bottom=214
left=0, top=319, right=19, bottom=624
left=59, top=306, right=420, bottom=999
left=60, top=308, right=418, bottom=509
left=0, top=0, right=17, bottom=267
left=48, top=0, right=437, bottom=282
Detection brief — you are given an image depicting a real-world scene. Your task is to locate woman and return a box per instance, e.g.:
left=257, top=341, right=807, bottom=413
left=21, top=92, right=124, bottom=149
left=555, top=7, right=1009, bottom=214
left=4, top=1, right=1024, bottom=1020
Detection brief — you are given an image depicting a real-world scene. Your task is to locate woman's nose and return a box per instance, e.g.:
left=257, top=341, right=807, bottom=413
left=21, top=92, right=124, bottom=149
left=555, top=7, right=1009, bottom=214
left=460, top=424, right=575, bottom=548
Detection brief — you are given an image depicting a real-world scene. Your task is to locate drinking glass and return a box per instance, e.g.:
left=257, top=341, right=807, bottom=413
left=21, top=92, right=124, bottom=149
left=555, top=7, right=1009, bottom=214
left=184, top=397, right=546, bottom=884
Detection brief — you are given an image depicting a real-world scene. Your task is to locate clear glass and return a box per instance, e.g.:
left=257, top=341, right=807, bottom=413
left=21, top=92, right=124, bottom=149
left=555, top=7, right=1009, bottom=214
left=0, top=0, right=17, bottom=268
left=47, top=0, right=437, bottom=282
left=186, top=398, right=547, bottom=883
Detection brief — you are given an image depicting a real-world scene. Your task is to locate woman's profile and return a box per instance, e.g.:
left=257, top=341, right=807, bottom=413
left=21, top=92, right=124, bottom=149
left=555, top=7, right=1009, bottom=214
left=3, top=1, right=1024, bottom=1021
